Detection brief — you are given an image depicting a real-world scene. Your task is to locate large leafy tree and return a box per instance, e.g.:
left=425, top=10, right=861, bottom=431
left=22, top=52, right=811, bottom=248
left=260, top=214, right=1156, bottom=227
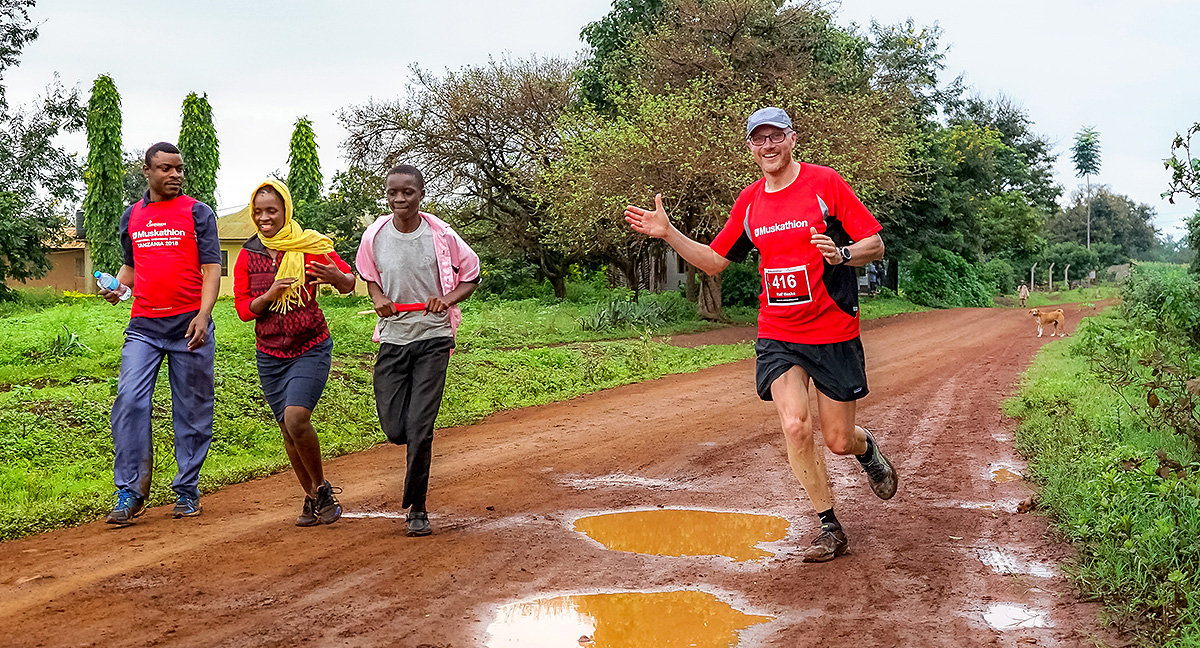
left=1071, top=126, right=1101, bottom=249
left=287, top=117, right=322, bottom=203
left=1048, top=187, right=1158, bottom=262
left=0, top=0, right=86, bottom=295
left=555, top=0, right=908, bottom=315
left=1163, top=123, right=1200, bottom=274
left=340, top=57, right=578, bottom=297
left=293, top=166, right=384, bottom=268
left=178, top=92, right=219, bottom=207
left=82, top=74, right=124, bottom=273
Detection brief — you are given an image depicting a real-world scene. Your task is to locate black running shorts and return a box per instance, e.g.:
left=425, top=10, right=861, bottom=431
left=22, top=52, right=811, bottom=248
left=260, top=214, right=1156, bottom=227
left=754, top=337, right=868, bottom=403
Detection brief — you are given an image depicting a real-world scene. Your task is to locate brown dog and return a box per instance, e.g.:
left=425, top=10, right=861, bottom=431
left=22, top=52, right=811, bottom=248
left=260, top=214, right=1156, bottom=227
left=1029, top=308, right=1065, bottom=337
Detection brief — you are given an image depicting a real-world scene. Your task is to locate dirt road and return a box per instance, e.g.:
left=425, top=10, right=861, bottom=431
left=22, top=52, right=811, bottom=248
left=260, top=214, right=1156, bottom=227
left=1, top=304, right=1122, bottom=648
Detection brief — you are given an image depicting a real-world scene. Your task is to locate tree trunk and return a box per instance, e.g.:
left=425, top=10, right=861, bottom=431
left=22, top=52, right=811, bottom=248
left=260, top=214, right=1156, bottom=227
left=885, top=258, right=899, bottom=292
left=697, top=272, right=723, bottom=321
left=550, top=275, right=566, bottom=299
left=685, top=264, right=698, bottom=302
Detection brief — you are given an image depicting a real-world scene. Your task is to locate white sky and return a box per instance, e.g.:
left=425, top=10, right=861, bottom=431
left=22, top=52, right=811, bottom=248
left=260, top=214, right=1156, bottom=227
left=6, top=0, right=1197, bottom=238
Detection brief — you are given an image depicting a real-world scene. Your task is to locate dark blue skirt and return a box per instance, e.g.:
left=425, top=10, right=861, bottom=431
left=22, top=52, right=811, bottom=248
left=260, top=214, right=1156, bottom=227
left=255, top=337, right=332, bottom=421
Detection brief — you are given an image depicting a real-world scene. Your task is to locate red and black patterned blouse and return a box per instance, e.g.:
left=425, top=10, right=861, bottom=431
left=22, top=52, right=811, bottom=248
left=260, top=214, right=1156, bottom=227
left=233, top=236, right=354, bottom=358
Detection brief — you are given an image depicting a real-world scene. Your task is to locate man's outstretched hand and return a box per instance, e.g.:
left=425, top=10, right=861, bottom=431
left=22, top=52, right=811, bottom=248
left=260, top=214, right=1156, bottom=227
left=625, top=193, right=672, bottom=239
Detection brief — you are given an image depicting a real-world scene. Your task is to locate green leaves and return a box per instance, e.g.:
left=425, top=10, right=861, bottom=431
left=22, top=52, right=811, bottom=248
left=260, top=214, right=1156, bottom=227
left=82, top=74, right=124, bottom=273
left=178, top=92, right=219, bottom=208
left=1071, top=126, right=1102, bottom=179
left=287, top=117, right=322, bottom=202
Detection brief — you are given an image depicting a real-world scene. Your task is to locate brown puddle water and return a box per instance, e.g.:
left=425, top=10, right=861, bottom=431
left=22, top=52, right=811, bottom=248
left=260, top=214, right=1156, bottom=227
left=574, top=509, right=789, bottom=561
left=485, top=590, right=772, bottom=647
left=991, top=467, right=1023, bottom=483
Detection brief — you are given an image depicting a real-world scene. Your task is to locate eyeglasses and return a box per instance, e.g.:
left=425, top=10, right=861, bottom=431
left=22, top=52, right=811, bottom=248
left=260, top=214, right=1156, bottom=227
left=748, top=130, right=792, bottom=146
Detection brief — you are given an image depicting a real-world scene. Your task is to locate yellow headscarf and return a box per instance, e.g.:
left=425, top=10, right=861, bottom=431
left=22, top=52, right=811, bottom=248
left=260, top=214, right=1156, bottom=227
left=251, top=179, right=335, bottom=313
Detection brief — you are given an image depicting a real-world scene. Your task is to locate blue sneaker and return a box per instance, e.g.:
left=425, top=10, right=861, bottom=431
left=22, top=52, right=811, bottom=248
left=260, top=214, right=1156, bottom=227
left=106, top=489, right=145, bottom=525
left=172, top=496, right=202, bottom=518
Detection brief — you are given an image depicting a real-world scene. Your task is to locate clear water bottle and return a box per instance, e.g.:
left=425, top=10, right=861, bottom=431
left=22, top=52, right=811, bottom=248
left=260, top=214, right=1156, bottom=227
left=94, top=271, right=131, bottom=301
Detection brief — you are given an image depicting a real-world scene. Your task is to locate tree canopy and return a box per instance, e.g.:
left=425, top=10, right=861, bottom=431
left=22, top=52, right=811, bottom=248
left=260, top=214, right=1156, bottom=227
left=178, top=92, right=219, bottom=208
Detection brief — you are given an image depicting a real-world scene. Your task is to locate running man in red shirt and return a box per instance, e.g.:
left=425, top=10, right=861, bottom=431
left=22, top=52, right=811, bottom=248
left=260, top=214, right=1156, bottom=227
left=625, top=107, right=898, bottom=562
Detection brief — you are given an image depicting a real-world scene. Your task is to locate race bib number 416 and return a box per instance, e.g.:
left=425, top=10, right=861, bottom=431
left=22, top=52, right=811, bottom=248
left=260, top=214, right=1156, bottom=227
left=763, top=265, right=812, bottom=306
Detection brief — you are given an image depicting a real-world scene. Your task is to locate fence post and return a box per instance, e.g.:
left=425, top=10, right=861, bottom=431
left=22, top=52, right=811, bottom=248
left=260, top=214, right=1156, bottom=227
left=1048, top=263, right=1055, bottom=292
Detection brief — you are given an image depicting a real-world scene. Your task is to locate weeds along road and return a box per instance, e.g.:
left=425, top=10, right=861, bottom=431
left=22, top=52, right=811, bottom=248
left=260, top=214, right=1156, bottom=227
left=1, top=304, right=1122, bottom=648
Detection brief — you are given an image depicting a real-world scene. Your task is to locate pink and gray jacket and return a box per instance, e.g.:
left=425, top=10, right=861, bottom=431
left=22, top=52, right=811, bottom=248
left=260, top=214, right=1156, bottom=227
left=355, top=212, right=481, bottom=343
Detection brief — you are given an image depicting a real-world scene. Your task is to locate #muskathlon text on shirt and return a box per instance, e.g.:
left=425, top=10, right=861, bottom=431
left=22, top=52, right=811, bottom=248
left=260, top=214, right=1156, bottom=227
left=131, top=227, right=188, bottom=247
left=753, top=219, right=810, bottom=238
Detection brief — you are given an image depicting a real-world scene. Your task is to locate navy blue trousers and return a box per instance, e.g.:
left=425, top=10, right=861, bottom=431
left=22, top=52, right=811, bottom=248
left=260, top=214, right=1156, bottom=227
left=111, top=324, right=215, bottom=500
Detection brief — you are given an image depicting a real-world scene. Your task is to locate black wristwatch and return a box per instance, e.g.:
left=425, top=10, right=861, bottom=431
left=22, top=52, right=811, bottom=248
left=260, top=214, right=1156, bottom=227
left=838, top=246, right=852, bottom=264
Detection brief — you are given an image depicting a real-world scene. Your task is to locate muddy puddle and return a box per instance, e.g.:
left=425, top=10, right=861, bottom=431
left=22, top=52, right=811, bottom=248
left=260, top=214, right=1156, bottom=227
left=485, top=590, right=771, bottom=647
left=976, top=548, right=1055, bottom=577
left=574, top=509, right=789, bottom=562
left=982, top=603, right=1050, bottom=630
left=989, top=464, right=1024, bottom=483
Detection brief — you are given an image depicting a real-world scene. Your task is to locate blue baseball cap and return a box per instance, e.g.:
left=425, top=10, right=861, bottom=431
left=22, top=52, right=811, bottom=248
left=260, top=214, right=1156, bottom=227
left=746, top=107, right=792, bottom=137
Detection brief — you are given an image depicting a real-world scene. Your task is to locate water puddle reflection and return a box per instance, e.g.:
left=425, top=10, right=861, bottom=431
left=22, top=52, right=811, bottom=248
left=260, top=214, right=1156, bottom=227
left=574, top=509, right=789, bottom=562
left=485, top=590, right=771, bottom=648
left=982, top=603, right=1050, bottom=630
left=976, top=549, right=1055, bottom=577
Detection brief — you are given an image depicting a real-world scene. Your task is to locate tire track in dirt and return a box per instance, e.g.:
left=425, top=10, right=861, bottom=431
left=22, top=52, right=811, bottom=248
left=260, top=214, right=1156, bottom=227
left=0, top=303, right=1122, bottom=648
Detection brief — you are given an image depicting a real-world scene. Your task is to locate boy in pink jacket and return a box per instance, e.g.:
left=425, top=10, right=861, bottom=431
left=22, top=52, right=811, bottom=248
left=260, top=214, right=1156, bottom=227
left=356, top=164, right=480, bottom=536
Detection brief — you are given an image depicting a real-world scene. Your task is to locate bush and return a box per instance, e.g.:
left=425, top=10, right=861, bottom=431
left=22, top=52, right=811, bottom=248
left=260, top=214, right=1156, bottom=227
left=978, top=258, right=1015, bottom=294
left=721, top=255, right=761, bottom=308
left=1120, top=263, right=1200, bottom=347
left=901, top=250, right=992, bottom=308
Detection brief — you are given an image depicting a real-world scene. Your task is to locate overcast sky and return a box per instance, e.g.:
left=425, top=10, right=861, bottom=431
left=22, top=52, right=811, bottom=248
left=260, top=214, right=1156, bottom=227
left=6, top=0, right=1197, bottom=237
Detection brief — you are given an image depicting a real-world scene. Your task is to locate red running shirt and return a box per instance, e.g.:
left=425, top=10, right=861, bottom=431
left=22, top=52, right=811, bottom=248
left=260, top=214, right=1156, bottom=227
left=709, top=163, right=882, bottom=345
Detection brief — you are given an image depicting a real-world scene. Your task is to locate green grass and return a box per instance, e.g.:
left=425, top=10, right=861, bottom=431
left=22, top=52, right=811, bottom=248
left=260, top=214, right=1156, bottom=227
left=0, top=291, right=754, bottom=540
left=1006, top=313, right=1200, bottom=646
left=994, top=284, right=1122, bottom=309
left=859, top=291, right=929, bottom=319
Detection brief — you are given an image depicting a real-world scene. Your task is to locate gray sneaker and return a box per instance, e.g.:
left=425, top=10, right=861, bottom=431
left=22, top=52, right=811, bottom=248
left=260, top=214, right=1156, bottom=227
left=296, top=496, right=319, bottom=527
left=801, top=524, right=849, bottom=562
left=406, top=511, right=432, bottom=537
left=859, top=429, right=898, bottom=500
left=314, top=481, right=342, bottom=525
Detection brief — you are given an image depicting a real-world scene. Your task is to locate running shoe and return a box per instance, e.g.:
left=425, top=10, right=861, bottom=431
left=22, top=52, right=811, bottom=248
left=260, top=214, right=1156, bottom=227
left=314, top=481, right=342, bottom=525
left=172, top=496, right=202, bottom=518
left=406, top=511, right=432, bottom=537
left=105, top=489, right=145, bottom=525
left=801, top=523, right=849, bottom=563
left=296, top=496, right=319, bottom=527
left=859, top=429, right=898, bottom=500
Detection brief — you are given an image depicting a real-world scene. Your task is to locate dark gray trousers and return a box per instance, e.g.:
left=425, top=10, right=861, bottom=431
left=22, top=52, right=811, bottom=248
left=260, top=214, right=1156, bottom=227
left=373, top=336, right=453, bottom=509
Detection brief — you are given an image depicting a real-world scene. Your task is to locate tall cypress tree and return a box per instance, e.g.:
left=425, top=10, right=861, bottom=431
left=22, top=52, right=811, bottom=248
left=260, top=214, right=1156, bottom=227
left=83, top=74, right=124, bottom=272
left=178, top=92, right=219, bottom=207
left=287, top=117, right=322, bottom=202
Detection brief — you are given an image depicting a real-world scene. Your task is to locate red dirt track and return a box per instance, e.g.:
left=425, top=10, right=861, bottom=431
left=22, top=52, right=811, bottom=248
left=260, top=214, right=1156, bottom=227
left=2, top=304, right=1124, bottom=648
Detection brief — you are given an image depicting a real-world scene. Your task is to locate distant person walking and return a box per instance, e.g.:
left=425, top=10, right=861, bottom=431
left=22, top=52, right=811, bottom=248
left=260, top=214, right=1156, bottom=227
left=356, top=164, right=480, bottom=537
left=101, top=142, right=221, bottom=524
left=1017, top=282, right=1030, bottom=308
left=233, top=180, right=356, bottom=526
left=625, top=107, right=898, bottom=562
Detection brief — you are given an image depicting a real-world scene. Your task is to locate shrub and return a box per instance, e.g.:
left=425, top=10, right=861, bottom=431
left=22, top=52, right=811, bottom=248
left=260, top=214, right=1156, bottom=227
left=721, top=255, right=761, bottom=308
left=901, top=250, right=992, bottom=308
left=978, top=258, right=1015, bottom=294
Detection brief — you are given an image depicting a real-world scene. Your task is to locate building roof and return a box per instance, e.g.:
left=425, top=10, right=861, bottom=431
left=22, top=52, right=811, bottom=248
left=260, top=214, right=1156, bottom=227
left=54, top=227, right=87, bottom=250
left=216, top=205, right=256, bottom=241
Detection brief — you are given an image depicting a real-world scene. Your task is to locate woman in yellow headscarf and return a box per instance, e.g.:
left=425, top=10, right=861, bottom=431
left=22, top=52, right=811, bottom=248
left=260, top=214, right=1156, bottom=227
left=232, top=179, right=356, bottom=526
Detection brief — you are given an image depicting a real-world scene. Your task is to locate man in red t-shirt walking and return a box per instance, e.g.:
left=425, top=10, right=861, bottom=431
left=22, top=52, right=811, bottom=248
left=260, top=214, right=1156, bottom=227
left=625, top=107, right=898, bottom=562
left=99, top=142, right=222, bottom=524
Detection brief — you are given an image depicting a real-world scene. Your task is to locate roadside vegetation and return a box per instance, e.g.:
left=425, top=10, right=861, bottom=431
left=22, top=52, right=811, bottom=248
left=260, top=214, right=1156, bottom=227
left=1007, top=263, right=1200, bottom=646
left=0, top=284, right=923, bottom=541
